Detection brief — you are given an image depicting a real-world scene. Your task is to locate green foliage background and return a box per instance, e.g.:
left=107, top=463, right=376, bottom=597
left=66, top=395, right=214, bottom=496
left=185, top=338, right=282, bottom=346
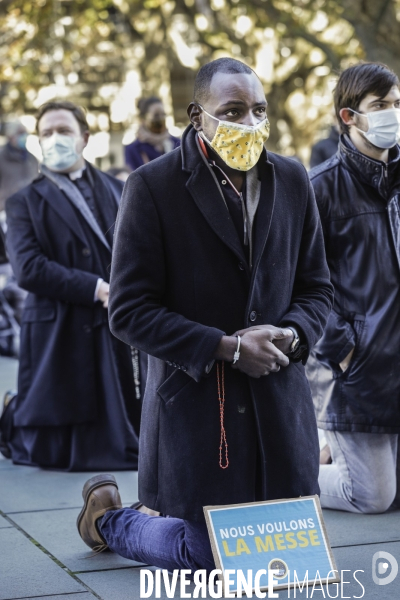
left=1, top=0, right=400, bottom=159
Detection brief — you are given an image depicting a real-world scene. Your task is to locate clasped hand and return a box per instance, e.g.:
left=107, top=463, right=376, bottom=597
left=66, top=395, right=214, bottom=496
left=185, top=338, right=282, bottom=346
left=96, top=281, right=110, bottom=308
left=235, top=325, right=294, bottom=378
left=215, top=325, right=294, bottom=378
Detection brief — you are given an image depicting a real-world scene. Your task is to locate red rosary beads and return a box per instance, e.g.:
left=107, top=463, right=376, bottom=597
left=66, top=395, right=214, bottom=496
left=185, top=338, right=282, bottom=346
left=216, top=361, right=229, bottom=469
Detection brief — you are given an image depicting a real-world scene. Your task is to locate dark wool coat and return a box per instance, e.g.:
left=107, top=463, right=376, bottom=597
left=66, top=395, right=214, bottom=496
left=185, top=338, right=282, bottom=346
left=308, top=136, right=400, bottom=434
left=109, top=125, right=333, bottom=521
left=0, top=144, right=38, bottom=211
left=5, top=165, right=140, bottom=470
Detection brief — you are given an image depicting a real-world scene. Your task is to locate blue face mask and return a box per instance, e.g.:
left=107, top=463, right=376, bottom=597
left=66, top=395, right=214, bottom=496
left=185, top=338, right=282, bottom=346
left=16, top=133, right=28, bottom=150
left=41, top=133, right=81, bottom=171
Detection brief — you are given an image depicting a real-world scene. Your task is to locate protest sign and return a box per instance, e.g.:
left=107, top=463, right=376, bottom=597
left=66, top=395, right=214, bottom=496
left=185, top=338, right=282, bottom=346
left=204, top=495, right=339, bottom=594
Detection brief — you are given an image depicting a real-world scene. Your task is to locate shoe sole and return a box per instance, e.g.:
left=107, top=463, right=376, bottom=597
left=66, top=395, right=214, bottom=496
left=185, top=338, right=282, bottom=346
left=76, top=473, right=118, bottom=538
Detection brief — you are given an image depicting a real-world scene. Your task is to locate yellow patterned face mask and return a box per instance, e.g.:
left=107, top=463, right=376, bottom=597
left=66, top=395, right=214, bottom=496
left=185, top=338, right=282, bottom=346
left=200, top=107, right=270, bottom=171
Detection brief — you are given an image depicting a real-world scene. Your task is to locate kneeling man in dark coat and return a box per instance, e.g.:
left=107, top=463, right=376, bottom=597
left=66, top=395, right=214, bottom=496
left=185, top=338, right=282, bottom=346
left=77, top=60, right=333, bottom=570
left=1, top=101, right=140, bottom=471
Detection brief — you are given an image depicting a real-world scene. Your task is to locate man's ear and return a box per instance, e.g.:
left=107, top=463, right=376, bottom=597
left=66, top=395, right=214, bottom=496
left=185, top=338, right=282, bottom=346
left=82, top=130, right=90, bottom=149
left=187, top=103, right=203, bottom=132
left=339, top=108, right=356, bottom=128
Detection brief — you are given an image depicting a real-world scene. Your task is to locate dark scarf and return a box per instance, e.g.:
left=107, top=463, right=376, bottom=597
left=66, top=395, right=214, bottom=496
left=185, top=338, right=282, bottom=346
left=40, top=162, right=118, bottom=252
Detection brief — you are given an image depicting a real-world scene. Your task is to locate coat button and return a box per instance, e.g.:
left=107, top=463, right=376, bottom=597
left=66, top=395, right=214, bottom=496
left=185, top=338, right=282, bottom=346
left=249, top=310, right=257, bottom=322
left=182, top=366, right=187, bottom=372
left=238, top=262, right=245, bottom=271
left=238, top=405, right=246, bottom=413
left=82, top=247, right=91, bottom=257
left=83, top=324, right=92, bottom=333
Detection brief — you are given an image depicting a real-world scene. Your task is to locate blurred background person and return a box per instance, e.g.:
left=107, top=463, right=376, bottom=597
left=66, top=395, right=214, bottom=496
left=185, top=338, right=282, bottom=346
left=106, top=166, right=132, bottom=182
left=124, top=97, right=180, bottom=171
left=0, top=101, right=140, bottom=470
left=0, top=120, right=38, bottom=222
left=0, top=225, right=20, bottom=359
left=309, top=121, right=340, bottom=169
left=0, top=120, right=36, bottom=338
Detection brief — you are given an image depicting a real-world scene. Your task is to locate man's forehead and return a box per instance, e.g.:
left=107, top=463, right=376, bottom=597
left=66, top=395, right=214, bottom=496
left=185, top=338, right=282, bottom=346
left=363, top=86, right=400, bottom=104
left=39, top=109, right=79, bottom=129
left=208, top=71, right=266, bottom=104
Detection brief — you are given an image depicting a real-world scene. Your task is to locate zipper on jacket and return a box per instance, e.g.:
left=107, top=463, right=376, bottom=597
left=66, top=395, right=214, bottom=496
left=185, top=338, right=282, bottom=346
left=383, top=164, right=390, bottom=199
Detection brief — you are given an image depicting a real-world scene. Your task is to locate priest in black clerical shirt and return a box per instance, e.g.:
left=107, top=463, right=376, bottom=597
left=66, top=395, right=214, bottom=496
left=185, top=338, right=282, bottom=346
left=0, top=101, right=141, bottom=471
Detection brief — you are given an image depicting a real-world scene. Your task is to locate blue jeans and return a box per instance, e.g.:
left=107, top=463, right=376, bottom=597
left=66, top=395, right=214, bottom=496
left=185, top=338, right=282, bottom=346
left=319, top=430, right=399, bottom=513
left=99, top=508, right=215, bottom=572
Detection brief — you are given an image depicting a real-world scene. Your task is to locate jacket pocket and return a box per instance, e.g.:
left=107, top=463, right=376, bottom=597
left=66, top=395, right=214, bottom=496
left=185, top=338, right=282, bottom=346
left=22, top=307, right=56, bottom=323
left=343, top=314, right=366, bottom=376
left=157, top=368, right=193, bottom=405
left=315, top=310, right=356, bottom=367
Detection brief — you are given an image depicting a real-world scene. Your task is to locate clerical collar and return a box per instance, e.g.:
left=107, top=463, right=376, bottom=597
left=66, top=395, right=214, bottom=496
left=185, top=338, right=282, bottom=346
left=69, top=166, right=86, bottom=181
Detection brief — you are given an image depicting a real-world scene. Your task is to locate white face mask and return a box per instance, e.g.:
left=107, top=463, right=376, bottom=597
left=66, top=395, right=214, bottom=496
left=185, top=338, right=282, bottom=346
left=41, top=133, right=81, bottom=171
left=350, top=107, right=400, bottom=149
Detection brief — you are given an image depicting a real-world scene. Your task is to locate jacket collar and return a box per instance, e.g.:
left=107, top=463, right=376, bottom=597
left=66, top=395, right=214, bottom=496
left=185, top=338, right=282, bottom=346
left=339, top=134, right=400, bottom=198
left=181, top=125, right=275, bottom=279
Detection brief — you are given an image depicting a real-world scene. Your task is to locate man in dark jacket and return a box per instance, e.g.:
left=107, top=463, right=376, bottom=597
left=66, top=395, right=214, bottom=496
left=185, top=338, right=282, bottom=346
left=308, top=62, right=400, bottom=513
left=77, top=59, right=333, bottom=571
left=1, top=101, right=140, bottom=470
left=0, top=120, right=38, bottom=215
left=0, top=120, right=38, bottom=327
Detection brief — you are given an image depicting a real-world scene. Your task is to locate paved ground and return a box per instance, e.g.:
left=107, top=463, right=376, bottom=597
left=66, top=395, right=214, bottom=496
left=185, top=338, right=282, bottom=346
left=0, top=356, right=399, bottom=599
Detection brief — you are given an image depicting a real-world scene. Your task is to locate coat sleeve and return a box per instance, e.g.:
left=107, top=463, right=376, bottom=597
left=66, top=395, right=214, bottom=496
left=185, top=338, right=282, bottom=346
left=309, top=175, right=356, bottom=368
left=279, top=177, right=334, bottom=363
left=6, top=193, right=99, bottom=306
left=108, top=171, right=225, bottom=382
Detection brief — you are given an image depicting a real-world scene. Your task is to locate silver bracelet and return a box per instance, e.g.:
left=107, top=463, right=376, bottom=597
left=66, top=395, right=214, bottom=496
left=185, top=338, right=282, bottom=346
left=232, top=335, right=241, bottom=364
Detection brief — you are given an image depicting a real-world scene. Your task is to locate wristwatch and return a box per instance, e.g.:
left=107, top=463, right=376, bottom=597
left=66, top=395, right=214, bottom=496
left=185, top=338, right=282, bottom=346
left=287, top=326, right=300, bottom=354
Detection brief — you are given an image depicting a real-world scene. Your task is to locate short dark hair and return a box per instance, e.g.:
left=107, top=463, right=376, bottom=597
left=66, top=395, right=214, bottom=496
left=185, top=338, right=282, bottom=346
left=36, top=101, right=89, bottom=133
left=334, top=62, right=400, bottom=134
left=194, top=58, right=255, bottom=105
left=137, top=96, right=163, bottom=118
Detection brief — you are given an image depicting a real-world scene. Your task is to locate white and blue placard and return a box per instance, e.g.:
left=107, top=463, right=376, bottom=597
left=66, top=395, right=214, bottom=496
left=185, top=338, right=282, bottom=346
left=204, top=495, right=339, bottom=593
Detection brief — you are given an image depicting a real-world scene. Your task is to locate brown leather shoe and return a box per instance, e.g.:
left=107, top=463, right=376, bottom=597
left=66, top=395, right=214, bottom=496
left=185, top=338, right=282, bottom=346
left=76, top=474, right=122, bottom=552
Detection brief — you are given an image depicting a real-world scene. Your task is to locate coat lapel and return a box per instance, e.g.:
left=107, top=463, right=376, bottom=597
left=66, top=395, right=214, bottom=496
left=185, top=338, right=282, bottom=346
left=186, top=162, right=248, bottom=268
left=88, top=165, right=121, bottom=247
left=250, top=160, right=276, bottom=284
left=34, top=177, right=89, bottom=248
